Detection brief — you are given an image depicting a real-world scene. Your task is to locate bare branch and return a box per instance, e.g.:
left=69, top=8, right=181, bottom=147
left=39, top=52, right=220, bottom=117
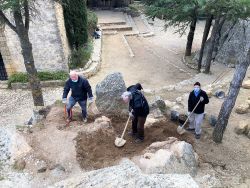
left=24, top=0, right=29, bottom=30
left=0, top=10, right=17, bottom=32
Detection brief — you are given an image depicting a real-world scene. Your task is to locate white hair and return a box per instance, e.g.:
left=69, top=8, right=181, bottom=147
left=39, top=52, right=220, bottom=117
left=121, top=91, right=132, bottom=99
left=69, top=71, right=78, bottom=76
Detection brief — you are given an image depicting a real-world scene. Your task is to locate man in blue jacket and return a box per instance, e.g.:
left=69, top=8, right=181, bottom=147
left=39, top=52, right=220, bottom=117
left=187, top=82, right=209, bottom=139
left=62, top=71, right=94, bottom=123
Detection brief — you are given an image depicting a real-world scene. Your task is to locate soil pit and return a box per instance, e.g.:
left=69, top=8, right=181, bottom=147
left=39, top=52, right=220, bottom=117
left=75, top=119, right=194, bottom=170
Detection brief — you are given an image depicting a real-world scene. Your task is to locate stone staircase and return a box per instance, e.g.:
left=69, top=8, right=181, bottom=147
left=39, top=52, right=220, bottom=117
left=0, top=81, right=8, bottom=89
left=99, top=12, right=154, bottom=36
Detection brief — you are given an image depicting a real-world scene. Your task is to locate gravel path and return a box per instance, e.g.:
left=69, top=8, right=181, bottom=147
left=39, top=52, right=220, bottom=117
left=0, top=87, right=63, bottom=128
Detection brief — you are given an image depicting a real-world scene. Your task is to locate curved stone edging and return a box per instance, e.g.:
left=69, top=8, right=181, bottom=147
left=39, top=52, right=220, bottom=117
left=75, top=38, right=102, bottom=78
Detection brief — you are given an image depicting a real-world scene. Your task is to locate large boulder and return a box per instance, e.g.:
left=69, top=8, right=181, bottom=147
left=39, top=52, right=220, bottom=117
left=96, top=72, right=128, bottom=118
left=52, top=159, right=199, bottom=188
left=135, top=137, right=198, bottom=176
left=194, top=20, right=250, bottom=66
left=0, top=128, right=31, bottom=165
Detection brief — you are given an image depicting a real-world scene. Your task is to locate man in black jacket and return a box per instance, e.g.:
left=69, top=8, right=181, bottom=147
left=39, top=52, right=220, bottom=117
left=62, top=71, right=94, bottom=123
left=187, top=82, right=209, bottom=139
left=122, top=84, right=149, bottom=143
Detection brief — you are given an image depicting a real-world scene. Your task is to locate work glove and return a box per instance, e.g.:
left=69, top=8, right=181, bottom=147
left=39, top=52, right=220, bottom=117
left=200, top=96, right=204, bottom=102
left=129, top=112, right=134, bottom=118
left=62, top=98, right=67, bottom=104
left=88, top=97, right=94, bottom=103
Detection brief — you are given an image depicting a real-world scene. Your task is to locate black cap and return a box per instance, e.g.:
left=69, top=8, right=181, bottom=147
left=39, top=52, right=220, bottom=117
left=194, top=82, right=201, bottom=86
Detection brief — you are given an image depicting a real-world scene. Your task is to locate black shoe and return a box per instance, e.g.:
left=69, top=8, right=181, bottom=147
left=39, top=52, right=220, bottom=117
left=186, top=128, right=195, bottom=132
left=135, top=138, right=144, bottom=143
left=195, top=134, right=201, bottom=139
left=128, top=131, right=137, bottom=138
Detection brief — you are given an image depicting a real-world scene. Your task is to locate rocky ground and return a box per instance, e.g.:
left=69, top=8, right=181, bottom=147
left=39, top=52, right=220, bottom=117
left=0, top=11, right=250, bottom=188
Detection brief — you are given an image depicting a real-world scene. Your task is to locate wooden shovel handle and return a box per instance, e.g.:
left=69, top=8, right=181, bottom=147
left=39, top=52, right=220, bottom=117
left=120, top=110, right=133, bottom=139
left=181, top=99, right=201, bottom=128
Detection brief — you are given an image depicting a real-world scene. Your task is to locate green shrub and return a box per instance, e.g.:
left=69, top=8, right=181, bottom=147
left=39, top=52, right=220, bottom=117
left=128, top=4, right=141, bottom=17
left=8, top=71, right=68, bottom=88
left=87, top=10, right=98, bottom=36
left=8, top=72, right=28, bottom=87
left=68, top=41, right=93, bottom=69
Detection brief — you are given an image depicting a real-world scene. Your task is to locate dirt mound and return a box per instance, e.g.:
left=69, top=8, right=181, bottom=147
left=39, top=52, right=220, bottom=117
left=75, top=119, right=194, bottom=170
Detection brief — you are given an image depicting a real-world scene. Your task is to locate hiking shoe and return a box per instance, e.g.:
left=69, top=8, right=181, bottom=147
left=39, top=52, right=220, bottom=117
left=195, top=134, right=201, bottom=139
left=83, top=118, right=87, bottom=123
left=135, top=138, right=144, bottom=143
left=186, top=128, right=195, bottom=132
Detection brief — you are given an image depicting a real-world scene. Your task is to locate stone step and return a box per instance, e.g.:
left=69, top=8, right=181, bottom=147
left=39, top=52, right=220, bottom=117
left=99, top=22, right=126, bottom=27
left=0, top=81, right=8, bottom=89
left=103, top=31, right=118, bottom=35
left=101, top=25, right=133, bottom=31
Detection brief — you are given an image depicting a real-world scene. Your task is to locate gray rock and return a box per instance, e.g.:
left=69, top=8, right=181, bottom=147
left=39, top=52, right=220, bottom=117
left=49, top=164, right=66, bottom=177
left=37, top=160, right=47, bottom=173
left=95, top=72, right=128, bottom=118
left=248, top=131, right=250, bottom=139
left=13, top=158, right=26, bottom=170
left=194, top=20, right=250, bottom=66
left=242, top=80, right=250, bottom=89
left=209, top=115, right=217, bottom=127
left=137, top=137, right=198, bottom=177
left=51, top=159, right=199, bottom=188
left=234, top=121, right=249, bottom=135
left=235, top=104, right=249, bottom=114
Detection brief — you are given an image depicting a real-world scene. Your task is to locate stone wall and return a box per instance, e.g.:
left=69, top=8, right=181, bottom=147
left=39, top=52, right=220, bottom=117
left=1, top=0, right=69, bottom=75
left=0, top=26, right=15, bottom=76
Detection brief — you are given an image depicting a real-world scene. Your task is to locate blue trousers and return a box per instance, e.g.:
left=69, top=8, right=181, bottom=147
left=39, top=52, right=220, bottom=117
left=66, top=97, right=87, bottom=119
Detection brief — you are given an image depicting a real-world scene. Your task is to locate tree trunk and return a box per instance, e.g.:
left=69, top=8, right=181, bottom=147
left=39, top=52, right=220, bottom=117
left=185, top=18, right=197, bottom=56
left=204, top=17, right=225, bottom=74
left=13, top=10, right=44, bottom=106
left=212, top=49, right=250, bottom=143
left=198, top=15, right=213, bottom=72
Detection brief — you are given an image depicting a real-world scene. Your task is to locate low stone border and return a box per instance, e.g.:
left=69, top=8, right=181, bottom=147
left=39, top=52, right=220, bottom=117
left=11, top=80, right=65, bottom=90
left=75, top=38, right=102, bottom=78
left=122, top=35, right=135, bottom=58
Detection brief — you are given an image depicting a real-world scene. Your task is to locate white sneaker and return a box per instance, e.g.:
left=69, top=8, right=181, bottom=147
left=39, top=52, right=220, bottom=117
left=83, top=118, right=87, bottom=123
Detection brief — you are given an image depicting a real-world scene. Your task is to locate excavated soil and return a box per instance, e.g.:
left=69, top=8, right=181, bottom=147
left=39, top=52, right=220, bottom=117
left=75, top=119, right=194, bottom=170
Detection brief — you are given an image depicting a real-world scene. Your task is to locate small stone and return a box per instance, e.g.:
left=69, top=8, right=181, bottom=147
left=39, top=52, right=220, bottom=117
left=247, top=132, right=250, bottom=139
left=246, top=100, right=250, bottom=106
left=235, top=104, right=249, bottom=114
left=14, top=158, right=26, bottom=170
left=242, top=80, right=250, bottom=89
left=164, top=100, right=175, bottom=108
left=38, top=167, right=47, bottom=173
left=37, top=161, right=47, bottom=173
left=205, top=89, right=213, bottom=98
left=209, top=115, right=217, bottom=127
left=176, top=97, right=182, bottom=104
left=234, top=121, right=249, bottom=135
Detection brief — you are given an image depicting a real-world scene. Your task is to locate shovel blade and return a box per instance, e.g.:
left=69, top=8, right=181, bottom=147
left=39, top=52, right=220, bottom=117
left=177, top=125, right=186, bottom=135
left=115, top=137, right=126, bottom=147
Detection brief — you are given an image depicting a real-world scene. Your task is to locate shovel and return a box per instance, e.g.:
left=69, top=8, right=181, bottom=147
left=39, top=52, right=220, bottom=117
left=115, top=112, right=132, bottom=147
left=177, top=99, right=201, bottom=135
